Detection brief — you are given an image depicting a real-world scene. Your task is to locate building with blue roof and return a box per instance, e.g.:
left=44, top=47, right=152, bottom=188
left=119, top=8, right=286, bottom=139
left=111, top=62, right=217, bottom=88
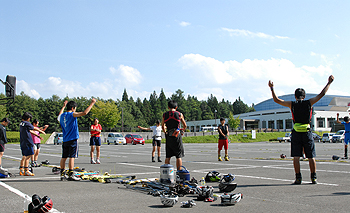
left=186, top=94, right=350, bottom=132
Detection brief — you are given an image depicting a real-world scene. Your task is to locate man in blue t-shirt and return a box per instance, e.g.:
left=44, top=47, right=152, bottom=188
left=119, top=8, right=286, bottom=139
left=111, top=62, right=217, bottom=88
left=268, top=75, right=334, bottom=184
left=58, top=98, right=96, bottom=181
left=336, top=113, right=350, bottom=159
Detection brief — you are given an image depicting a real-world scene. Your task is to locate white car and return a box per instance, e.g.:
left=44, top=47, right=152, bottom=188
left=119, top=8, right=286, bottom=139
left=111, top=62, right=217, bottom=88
left=322, top=133, right=335, bottom=143
left=107, top=133, right=126, bottom=145
left=332, top=130, right=345, bottom=143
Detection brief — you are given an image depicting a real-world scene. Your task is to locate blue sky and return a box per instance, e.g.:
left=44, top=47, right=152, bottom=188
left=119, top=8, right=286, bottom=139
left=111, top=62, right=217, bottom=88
left=1, top=1, right=349, bottom=105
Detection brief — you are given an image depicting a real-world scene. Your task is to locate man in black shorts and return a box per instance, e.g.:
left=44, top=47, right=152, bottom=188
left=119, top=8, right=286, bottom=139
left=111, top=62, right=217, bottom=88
left=0, top=118, right=10, bottom=173
left=161, top=100, right=187, bottom=170
left=268, top=75, right=334, bottom=184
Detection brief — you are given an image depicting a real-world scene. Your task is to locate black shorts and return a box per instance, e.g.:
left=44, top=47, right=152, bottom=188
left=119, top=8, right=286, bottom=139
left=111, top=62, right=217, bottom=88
left=0, top=143, right=4, bottom=152
left=34, top=143, right=40, bottom=150
left=152, top=138, right=161, bottom=147
left=62, top=140, right=79, bottom=158
left=165, top=134, right=184, bottom=159
left=291, top=130, right=316, bottom=158
left=90, top=137, right=101, bottom=146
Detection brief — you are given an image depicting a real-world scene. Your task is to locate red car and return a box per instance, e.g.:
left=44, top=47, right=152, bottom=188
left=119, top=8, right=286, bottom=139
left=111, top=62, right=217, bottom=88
left=125, top=134, right=145, bottom=145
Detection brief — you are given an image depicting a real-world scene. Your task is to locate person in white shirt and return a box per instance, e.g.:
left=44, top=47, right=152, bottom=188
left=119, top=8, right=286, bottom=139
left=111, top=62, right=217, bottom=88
left=138, top=120, right=162, bottom=162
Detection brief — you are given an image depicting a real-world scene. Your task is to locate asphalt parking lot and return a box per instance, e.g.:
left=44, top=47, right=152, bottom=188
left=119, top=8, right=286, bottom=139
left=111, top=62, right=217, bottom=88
left=1, top=141, right=350, bottom=213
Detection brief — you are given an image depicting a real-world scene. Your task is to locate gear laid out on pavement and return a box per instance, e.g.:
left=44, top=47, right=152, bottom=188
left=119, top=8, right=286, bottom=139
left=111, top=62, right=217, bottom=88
left=181, top=199, right=196, bottom=208
left=28, top=194, right=53, bottom=213
left=220, top=193, right=243, bottom=205
left=205, top=171, right=221, bottom=182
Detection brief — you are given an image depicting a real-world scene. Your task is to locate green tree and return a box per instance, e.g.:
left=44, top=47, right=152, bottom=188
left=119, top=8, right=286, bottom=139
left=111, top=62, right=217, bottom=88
left=232, top=97, right=249, bottom=115
left=207, top=94, right=219, bottom=115
left=122, top=89, right=128, bottom=102
left=200, top=101, right=213, bottom=120
left=141, top=98, right=152, bottom=125
left=187, top=95, right=202, bottom=121
left=91, top=100, right=121, bottom=130
left=171, top=89, right=189, bottom=117
left=217, top=99, right=231, bottom=118
left=6, top=92, right=38, bottom=131
left=159, top=88, right=168, bottom=112
left=228, top=112, right=240, bottom=130
left=0, top=105, right=6, bottom=119
left=149, top=91, right=162, bottom=124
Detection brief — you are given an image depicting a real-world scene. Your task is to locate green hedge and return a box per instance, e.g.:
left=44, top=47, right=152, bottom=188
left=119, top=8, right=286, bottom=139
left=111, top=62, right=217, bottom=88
left=145, top=132, right=289, bottom=143
left=6, top=131, right=51, bottom=144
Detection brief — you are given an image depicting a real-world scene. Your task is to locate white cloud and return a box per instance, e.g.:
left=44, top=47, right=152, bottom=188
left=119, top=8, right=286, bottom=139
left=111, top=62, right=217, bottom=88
left=179, top=53, right=336, bottom=104
left=17, top=80, right=41, bottom=99
left=276, top=49, right=292, bottom=54
left=222, top=28, right=290, bottom=40
left=178, top=54, right=234, bottom=84
left=179, top=21, right=191, bottom=27
left=17, top=64, right=144, bottom=100
left=110, top=65, right=142, bottom=85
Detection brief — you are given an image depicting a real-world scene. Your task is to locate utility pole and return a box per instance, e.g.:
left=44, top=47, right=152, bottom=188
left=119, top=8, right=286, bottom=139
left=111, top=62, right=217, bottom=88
left=121, top=107, right=124, bottom=132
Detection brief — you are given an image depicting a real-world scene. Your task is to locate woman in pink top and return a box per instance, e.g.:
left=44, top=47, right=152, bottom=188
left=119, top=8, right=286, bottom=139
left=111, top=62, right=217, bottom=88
left=30, top=119, right=49, bottom=167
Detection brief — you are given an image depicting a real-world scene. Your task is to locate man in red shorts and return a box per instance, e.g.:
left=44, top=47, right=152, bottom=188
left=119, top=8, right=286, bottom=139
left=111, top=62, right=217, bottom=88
left=218, top=118, right=229, bottom=161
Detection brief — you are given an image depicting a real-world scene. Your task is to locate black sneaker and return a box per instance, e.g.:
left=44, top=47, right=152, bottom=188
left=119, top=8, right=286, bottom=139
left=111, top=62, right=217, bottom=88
left=158, top=158, right=162, bottom=162
left=294, top=173, right=302, bottom=184
left=152, top=157, right=155, bottom=162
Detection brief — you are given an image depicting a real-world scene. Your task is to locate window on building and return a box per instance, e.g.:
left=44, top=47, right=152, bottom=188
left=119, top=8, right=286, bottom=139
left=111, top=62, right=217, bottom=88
left=328, top=118, right=335, bottom=129
left=317, top=118, right=325, bottom=128
left=262, top=121, right=266, bottom=128
left=286, top=119, right=293, bottom=129
left=277, top=120, right=283, bottom=129
left=268, top=120, right=274, bottom=129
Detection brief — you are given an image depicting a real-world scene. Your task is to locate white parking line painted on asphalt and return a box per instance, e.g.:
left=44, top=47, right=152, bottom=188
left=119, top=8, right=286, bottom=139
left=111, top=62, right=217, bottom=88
left=1, top=176, right=59, bottom=182
left=0, top=181, right=61, bottom=212
left=234, top=174, right=339, bottom=186
left=3, top=155, right=21, bottom=160
left=117, top=162, right=160, bottom=169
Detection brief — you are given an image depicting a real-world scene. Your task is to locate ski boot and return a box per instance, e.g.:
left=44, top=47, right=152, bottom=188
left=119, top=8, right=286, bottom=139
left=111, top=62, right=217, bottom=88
left=311, top=173, right=317, bottom=184
left=294, top=173, right=302, bottom=184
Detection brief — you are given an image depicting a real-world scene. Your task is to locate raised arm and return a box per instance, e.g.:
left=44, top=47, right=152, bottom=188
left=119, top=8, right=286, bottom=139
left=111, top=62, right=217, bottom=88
left=137, top=126, right=151, bottom=131
left=58, top=100, right=68, bottom=116
left=73, top=98, right=96, bottom=118
left=34, top=126, right=46, bottom=135
left=309, top=75, right=334, bottom=106
left=161, top=117, right=166, bottom=133
left=336, top=113, right=342, bottom=124
left=268, top=80, right=292, bottom=109
left=30, top=130, right=43, bottom=140
left=180, top=114, right=187, bottom=130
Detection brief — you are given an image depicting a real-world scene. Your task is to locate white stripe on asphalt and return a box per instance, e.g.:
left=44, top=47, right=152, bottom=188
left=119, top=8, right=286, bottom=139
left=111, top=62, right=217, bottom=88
left=117, top=162, right=159, bottom=169
left=0, top=181, right=61, bottom=212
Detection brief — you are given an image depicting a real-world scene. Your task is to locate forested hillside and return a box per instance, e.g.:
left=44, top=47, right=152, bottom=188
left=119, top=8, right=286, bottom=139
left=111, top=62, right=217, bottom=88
left=0, top=89, right=255, bottom=132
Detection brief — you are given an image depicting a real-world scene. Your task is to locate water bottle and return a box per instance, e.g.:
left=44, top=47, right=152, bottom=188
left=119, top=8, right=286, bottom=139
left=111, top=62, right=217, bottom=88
left=201, top=177, right=206, bottom=186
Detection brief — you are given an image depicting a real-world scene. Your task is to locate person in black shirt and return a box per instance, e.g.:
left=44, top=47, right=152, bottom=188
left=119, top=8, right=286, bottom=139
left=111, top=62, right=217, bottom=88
left=218, top=118, right=229, bottom=161
left=161, top=100, right=187, bottom=170
left=0, top=118, right=10, bottom=172
left=268, top=75, right=334, bottom=184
